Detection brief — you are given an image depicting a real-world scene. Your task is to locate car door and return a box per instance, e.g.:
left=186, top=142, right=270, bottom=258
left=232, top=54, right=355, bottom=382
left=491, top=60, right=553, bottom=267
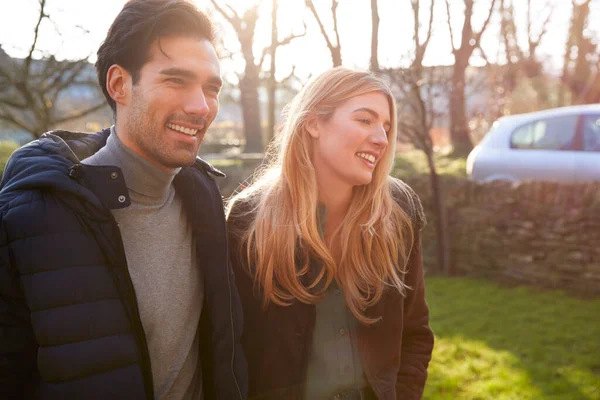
left=574, top=114, right=600, bottom=181
left=504, top=114, right=579, bottom=182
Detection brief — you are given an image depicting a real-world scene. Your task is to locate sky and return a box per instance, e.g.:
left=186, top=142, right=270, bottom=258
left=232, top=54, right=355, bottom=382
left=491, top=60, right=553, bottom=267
left=1, top=0, right=598, bottom=83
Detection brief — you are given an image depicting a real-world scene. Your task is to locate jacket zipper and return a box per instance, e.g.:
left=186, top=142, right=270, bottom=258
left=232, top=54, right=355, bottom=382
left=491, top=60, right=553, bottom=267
left=108, top=216, right=155, bottom=400
left=219, top=200, right=244, bottom=400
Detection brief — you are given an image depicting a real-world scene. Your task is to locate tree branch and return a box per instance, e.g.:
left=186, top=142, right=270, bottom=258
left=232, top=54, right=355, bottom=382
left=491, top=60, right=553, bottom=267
left=331, top=0, right=341, bottom=55
left=526, top=0, right=532, bottom=47
left=445, top=0, right=457, bottom=52
left=259, top=25, right=306, bottom=71
left=280, top=65, right=298, bottom=85
left=306, top=0, right=336, bottom=54
left=0, top=111, right=33, bottom=133
left=423, top=0, right=435, bottom=52
left=46, top=60, right=88, bottom=95
left=412, top=0, right=420, bottom=48
left=477, top=43, right=491, bottom=65
left=371, top=0, right=380, bottom=71
left=530, top=2, right=554, bottom=56
left=258, top=48, right=269, bottom=70
left=425, top=68, right=437, bottom=130
left=412, top=0, right=436, bottom=67
left=0, top=97, right=28, bottom=110
left=23, top=0, right=47, bottom=82
left=277, top=26, right=307, bottom=48
left=472, top=0, right=498, bottom=48
left=0, top=63, right=14, bottom=82
left=500, top=0, right=513, bottom=64
left=52, top=102, right=106, bottom=125
left=210, top=0, right=242, bottom=32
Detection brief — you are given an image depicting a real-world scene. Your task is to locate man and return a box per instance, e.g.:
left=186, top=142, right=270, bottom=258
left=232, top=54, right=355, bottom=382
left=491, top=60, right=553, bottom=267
left=0, top=1, right=247, bottom=399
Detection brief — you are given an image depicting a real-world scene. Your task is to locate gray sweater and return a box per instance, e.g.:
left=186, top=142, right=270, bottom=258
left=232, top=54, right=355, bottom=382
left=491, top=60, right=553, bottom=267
left=83, top=128, right=204, bottom=400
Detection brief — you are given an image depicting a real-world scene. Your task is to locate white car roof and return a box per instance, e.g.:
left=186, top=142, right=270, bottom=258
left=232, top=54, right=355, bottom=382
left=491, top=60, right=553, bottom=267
left=496, top=104, right=600, bottom=129
left=483, top=104, right=600, bottom=148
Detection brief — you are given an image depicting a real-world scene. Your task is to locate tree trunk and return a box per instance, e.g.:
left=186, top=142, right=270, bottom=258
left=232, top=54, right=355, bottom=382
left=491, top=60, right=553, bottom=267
left=449, top=56, right=472, bottom=154
left=239, top=65, right=263, bottom=153
left=266, top=0, right=278, bottom=143
left=370, top=0, right=380, bottom=72
left=425, top=147, right=451, bottom=274
left=410, top=72, right=452, bottom=275
left=332, top=48, right=342, bottom=67
left=238, top=16, right=263, bottom=154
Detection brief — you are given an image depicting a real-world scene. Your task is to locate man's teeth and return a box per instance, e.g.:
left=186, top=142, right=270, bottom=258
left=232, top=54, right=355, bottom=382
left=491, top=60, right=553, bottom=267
left=356, top=152, right=376, bottom=163
left=167, top=123, right=198, bottom=136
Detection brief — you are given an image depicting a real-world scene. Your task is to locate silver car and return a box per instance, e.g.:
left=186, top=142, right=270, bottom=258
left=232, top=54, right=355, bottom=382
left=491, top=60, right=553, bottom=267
left=467, top=104, right=600, bottom=182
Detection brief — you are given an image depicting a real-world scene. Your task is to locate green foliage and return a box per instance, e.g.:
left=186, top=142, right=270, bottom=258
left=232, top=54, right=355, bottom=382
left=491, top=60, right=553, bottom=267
left=0, top=141, right=19, bottom=176
left=424, top=276, right=600, bottom=400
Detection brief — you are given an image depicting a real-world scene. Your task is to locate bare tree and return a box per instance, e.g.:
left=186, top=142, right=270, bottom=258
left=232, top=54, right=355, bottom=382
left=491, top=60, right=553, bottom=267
left=498, top=0, right=522, bottom=94
left=0, top=0, right=106, bottom=138
left=211, top=0, right=303, bottom=152
left=384, top=0, right=451, bottom=274
left=305, top=0, right=342, bottom=67
left=370, top=0, right=380, bottom=71
left=445, top=0, right=497, bottom=154
left=211, top=1, right=263, bottom=153
left=495, top=0, right=553, bottom=112
left=523, top=0, right=553, bottom=64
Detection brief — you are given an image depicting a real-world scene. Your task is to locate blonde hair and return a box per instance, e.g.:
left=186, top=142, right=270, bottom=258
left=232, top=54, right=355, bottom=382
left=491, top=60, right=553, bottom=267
left=227, top=67, right=416, bottom=324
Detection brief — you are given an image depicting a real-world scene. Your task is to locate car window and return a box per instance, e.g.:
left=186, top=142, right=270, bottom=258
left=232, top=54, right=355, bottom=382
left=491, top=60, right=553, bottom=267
left=511, top=123, right=533, bottom=149
left=582, top=115, right=600, bottom=152
left=510, top=115, right=578, bottom=150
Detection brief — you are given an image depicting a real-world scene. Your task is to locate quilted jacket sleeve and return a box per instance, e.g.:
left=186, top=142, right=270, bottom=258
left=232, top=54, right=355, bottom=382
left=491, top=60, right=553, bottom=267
left=0, top=214, right=37, bottom=399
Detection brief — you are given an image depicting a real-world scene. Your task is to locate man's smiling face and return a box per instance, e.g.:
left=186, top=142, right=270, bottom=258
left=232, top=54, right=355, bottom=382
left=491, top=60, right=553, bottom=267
left=121, top=35, right=221, bottom=170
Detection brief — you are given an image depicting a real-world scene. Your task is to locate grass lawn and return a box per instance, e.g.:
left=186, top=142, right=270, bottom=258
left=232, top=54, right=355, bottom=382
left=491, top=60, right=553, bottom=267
left=424, top=276, right=600, bottom=400
left=0, top=141, right=20, bottom=175
left=393, top=149, right=468, bottom=179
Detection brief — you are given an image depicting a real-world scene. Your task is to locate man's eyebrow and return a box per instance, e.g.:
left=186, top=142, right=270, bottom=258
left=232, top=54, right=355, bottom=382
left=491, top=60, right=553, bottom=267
left=207, top=76, right=223, bottom=88
left=352, top=107, right=391, bottom=129
left=159, top=67, right=197, bottom=79
left=159, top=68, right=223, bottom=88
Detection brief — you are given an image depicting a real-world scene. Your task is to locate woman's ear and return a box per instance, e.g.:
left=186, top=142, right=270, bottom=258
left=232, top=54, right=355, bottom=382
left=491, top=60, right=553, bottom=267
left=106, top=64, right=132, bottom=107
left=305, top=114, right=321, bottom=139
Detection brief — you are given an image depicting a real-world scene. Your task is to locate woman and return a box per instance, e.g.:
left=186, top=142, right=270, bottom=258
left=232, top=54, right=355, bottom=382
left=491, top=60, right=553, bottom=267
left=226, top=67, right=434, bottom=400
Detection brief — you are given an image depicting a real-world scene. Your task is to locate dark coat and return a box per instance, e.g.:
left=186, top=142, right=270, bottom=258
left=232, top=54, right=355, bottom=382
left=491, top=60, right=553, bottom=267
left=227, top=183, right=434, bottom=400
left=0, top=129, right=248, bottom=400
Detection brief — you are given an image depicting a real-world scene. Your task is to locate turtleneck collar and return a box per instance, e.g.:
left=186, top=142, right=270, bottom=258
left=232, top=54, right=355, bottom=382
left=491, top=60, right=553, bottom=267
left=82, top=126, right=180, bottom=205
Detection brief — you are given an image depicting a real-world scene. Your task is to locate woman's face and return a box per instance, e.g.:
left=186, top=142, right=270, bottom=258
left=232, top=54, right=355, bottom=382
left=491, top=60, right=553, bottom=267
left=309, top=91, right=391, bottom=191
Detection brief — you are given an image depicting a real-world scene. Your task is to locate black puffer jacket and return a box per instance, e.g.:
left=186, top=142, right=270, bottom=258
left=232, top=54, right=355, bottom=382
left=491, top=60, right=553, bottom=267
left=0, top=129, right=247, bottom=399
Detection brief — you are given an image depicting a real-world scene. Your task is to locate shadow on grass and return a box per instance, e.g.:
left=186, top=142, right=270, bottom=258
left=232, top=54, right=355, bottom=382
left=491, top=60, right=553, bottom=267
left=424, top=276, right=600, bottom=400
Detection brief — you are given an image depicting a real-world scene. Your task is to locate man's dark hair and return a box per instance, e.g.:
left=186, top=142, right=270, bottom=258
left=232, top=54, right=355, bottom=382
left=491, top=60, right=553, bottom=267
left=96, top=0, right=216, bottom=113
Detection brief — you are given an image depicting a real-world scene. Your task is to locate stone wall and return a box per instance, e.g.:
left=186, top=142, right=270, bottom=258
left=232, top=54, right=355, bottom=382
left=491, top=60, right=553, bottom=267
left=407, top=178, right=600, bottom=295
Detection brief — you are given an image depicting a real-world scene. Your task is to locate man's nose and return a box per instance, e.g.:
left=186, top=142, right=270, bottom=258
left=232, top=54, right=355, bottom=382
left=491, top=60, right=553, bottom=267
left=184, top=90, right=210, bottom=116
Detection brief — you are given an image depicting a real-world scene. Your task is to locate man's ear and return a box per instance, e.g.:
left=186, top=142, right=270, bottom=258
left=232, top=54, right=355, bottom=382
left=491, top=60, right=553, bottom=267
left=106, top=65, right=132, bottom=107
left=305, top=114, right=321, bottom=139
